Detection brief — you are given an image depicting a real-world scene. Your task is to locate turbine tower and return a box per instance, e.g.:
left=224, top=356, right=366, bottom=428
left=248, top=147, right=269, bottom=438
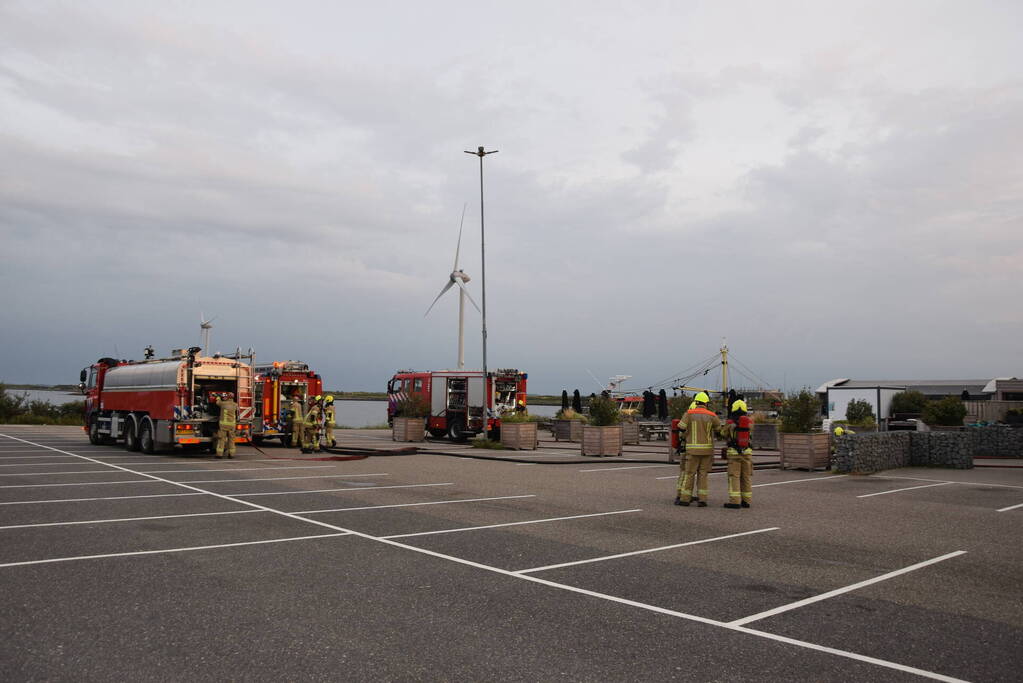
left=425, top=205, right=480, bottom=369
left=199, top=313, right=216, bottom=354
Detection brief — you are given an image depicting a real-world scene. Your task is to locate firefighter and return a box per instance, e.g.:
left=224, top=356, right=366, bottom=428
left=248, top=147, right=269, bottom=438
left=675, top=392, right=721, bottom=506
left=322, top=395, right=336, bottom=448
left=213, top=391, right=238, bottom=459
left=302, top=396, right=322, bottom=453
left=287, top=392, right=304, bottom=448
left=722, top=399, right=754, bottom=508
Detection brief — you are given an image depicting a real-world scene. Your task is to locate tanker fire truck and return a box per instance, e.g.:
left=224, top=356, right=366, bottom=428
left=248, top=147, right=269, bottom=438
left=387, top=368, right=527, bottom=441
left=81, top=347, right=254, bottom=453
left=250, top=360, right=323, bottom=445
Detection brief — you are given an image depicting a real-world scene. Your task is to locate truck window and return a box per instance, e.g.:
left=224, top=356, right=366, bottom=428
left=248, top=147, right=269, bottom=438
left=413, top=378, right=423, bottom=392
left=87, top=368, right=97, bottom=389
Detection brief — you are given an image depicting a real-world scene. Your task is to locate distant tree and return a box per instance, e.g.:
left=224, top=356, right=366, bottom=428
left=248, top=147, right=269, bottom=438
left=922, top=397, right=967, bottom=426
left=561, top=390, right=569, bottom=412
left=657, top=389, right=668, bottom=420
left=572, top=390, right=582, bottom=413
left=890, top=390, right=928, bottom=416
left=780, top=389, right=821, bottom=433
left=845, top=399, right=875, bottom=425
left=587, top=395, right=621, bottom=426
left=668, top=394, right=689, bottom=420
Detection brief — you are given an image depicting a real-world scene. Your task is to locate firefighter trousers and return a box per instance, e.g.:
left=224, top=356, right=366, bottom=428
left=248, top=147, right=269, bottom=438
left=215, top=427, right=236, bottom=458
left=675, top=454, right=698, bottom=500
left=726, top=449, right=753, bottom=504
left=679, top=452, right=713, bottom=502
left=303, top=425, right=321, bottom=452
left=323, top=424, right=335, bottom=447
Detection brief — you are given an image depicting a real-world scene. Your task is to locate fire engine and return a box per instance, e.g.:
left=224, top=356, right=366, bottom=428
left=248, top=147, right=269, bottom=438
left=80, top=347, right=254, bottom=453
left=387, top=368, right=527, bottom=441
left=250, top=360, right=323, bottom=445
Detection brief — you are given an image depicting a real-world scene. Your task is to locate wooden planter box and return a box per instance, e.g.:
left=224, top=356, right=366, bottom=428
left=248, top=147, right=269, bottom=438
left=582, top=425, right=623, bottom=457
left=553, top=419, right=584, bottom=442
left=500, top=422, right=538, bottom=450
left=779, top=432, right=830, bottom=470
left=392, top=417, right=426, bottom=442
left=621, top=422, right=640, bottom=445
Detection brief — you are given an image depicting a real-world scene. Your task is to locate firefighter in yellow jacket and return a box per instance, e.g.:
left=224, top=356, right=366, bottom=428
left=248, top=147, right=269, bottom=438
left=675, top=392, right=721, bottom=506
left=322, top=395, right=336, bottom=448
left=287, top=392, right=304, bottom=448
left=302, top=396, right=322, bottom=453
left=721, top=399, right=754, bottom=509
left=213, top=392, right=238, bottom=459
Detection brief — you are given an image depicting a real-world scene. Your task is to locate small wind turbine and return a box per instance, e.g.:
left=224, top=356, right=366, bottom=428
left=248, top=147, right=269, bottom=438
left=425, top=205, right=480, bottom=369
left=199, top=312, right=216, bottom=354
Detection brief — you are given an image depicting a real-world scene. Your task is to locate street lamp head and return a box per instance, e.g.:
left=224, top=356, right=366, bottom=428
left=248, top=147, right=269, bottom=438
left=464, top=147, right=499, bottom=157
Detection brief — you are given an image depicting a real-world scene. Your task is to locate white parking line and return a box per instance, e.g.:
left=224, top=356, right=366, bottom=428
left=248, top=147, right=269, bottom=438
left=0, top=479, right=158, bottom=489
left=655, top=472, right=725, bottom=480
left=579, top=465, right=675, bottom=473
left=0, top=461, right=94, bottom=467
left=0, top=492, right=205, bottom=506
left=514, top=527, right=779, bottom=574
left=754, top=475, right=847, bottom=488
left=728, top=551, right=967, bottom=627
left=381, top=509, right=641, bottom=539
left=996, top=501, right=1023, bottom=512
left=0, top=432, right=968, bottom=682
left=0, top=465, right=335, bottom=477
left=857, top=482, right=954, bottom=498
left=0, top=509, right=264, bottom=530
left=0, top=532, right=351, bottom=569
left=883, top=475, right=1023, bottom=490
left=294, top=494, right=537, bottom=515
left=181, top=473, right=388, bottom=485
left=234, top=482, right=455, bottom=497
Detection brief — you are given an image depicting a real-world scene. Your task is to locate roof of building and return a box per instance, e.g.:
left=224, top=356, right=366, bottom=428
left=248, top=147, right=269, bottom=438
left=816, top=378, right=993, bottom=395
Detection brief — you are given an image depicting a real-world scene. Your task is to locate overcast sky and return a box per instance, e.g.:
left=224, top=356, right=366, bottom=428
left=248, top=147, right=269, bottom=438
left=1, top=0, right=1020, bottom=395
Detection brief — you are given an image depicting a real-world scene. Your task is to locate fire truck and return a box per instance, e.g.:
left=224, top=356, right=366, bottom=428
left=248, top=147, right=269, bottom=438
left=80, top=347, right=254, bottom=453
left=387, top=368, right=528, bottom=441
left=251, top=360, right=323, bottom=445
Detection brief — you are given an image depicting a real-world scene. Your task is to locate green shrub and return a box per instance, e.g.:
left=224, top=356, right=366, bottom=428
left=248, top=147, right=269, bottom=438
left=845, top=398, right=875, bottom=425
left=500, top=410, right=531, bottom=424
left=922, top=396, right=967, bottom=426
left=587, top=396, right=621, bottom=426
left=555, top=408, right=587, bottom=421
left=890, top=390, right=928, bottom=415
left=779, top=389, right=821, bottom=433
left=668, top=395, right=689, bottom=420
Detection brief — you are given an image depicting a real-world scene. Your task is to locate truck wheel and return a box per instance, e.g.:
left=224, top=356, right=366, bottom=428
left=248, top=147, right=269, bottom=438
left=139, top=418, right=156, bottom=454
left=447, top=420, right=468, bottom=442
left=252, top=435, right=263, bottom=446
left=124, top=419, right=141, bottom=452
left=428, top=428, right=446, bottom=439
left=88, top=419, right=103, bottom=446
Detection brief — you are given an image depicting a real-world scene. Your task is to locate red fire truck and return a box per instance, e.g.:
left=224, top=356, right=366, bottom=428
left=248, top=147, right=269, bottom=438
left=386, top=368, right=528, bottom=441
left=250, top=360, right=323, bottom=445
left=80, top=347, right=254, bottom=453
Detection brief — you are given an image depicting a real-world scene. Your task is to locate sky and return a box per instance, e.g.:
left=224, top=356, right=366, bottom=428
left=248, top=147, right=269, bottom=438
left=1, top=0, right=1021, bottom=395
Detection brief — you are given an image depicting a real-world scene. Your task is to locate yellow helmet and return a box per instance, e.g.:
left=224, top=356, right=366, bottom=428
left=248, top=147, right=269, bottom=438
left=325, top=395, right=334, bottom=403
left=695, top=391, right=710, bottom=403
left=731, top=399, right=748, bottom=413
left=834, top=427, right=845, bottom=436
left=315, top=394, right=322, bottom=401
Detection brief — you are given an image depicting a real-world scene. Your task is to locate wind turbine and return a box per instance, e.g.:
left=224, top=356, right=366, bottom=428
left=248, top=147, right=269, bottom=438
left=425, top=205, right=481, bottom=369
left=199, top=313, right=216, bottom=354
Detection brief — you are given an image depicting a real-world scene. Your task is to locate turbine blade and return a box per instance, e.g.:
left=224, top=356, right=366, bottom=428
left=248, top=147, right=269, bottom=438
left=453, top=202, right=467, bottom=271
left=424, top=280, right=456, bottom=316
left=455, top=279, right=481, bottom=313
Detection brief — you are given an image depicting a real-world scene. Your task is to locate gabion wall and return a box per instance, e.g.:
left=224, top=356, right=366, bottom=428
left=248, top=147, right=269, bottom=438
left=833, top=432, right=975, bottom=473
left=968, top=426, right=1023, bottom=457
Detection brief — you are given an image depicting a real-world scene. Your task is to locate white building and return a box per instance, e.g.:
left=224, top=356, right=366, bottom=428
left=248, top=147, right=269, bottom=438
left=815, top=378, right=1021, bottom=421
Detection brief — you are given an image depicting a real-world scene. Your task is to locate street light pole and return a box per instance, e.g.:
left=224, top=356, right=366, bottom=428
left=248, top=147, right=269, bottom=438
left=464, top=146, right=498, bottom=400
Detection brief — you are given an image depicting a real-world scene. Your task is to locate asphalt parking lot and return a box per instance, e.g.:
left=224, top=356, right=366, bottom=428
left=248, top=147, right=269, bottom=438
left=1, top=425, right=1021, bottom=682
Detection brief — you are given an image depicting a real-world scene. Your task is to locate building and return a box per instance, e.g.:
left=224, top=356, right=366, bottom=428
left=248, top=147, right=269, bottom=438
left=816, top=378, right=1022, bottom=421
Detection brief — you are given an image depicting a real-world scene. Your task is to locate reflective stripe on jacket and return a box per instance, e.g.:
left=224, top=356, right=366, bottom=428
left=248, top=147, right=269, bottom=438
left=218, top=400, right=238, bottom=429
left=680, top=407, right=721, bottom=455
